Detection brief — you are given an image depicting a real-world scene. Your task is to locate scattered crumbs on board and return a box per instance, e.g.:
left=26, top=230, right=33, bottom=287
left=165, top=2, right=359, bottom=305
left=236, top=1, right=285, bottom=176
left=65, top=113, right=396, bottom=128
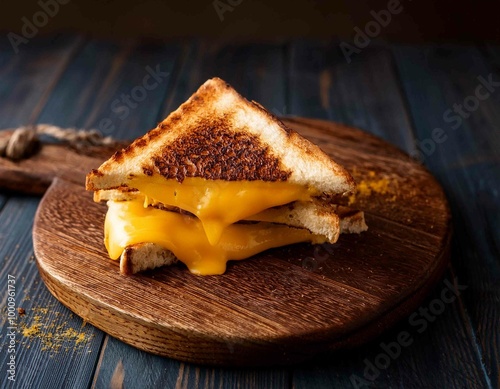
left=349, top=169, right=399, bottom=205
left=19, top=303, right=94, bottom=355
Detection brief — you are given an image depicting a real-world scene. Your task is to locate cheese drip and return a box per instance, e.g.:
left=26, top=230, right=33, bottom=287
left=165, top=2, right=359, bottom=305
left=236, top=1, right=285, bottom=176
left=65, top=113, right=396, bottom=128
left=128, top=176, right=315, bottom=245
left=105, top=199, right=325, bottom=275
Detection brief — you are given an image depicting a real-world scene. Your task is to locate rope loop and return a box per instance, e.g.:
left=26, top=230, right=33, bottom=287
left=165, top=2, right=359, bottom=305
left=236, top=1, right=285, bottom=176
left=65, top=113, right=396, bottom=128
left=0, top=124, right=116, bottom=160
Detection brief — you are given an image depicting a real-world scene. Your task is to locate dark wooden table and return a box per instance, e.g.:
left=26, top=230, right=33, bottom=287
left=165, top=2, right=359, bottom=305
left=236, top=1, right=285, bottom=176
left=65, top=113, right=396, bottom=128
left=0, top=35, right=498, bottom=388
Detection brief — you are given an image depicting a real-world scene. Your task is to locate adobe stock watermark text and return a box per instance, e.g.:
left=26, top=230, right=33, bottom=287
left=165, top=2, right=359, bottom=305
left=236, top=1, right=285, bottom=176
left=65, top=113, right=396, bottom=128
left=7, top=0, right=71, bottom=54
left=98, top=64, right=169, bottom=135
left=5, top=275, right=17, bottom=382
left=340, top=0, right=406, bottom=63
left=350, top=278, right=467, bottom=388
left=213, top=0, right=244, bottom=22
left=411, top=73, right=500, bottom=162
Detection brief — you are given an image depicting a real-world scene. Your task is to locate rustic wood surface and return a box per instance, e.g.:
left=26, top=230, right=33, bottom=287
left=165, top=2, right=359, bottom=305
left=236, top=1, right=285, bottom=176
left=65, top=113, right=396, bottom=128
left=0, top=36, right=497, bottom=388
left=30, top=118, right=450, bottom=366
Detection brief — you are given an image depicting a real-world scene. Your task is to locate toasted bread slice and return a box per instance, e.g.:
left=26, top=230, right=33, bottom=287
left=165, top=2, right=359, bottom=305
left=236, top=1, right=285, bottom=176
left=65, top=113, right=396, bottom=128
left=119, top=207, right=367, bottom=275
left=120, top=243, right=178, bottom=275
left=93, top=188, right=139, bottom=202
left=246, top=201, right=341, bottom=243
left=333, top=205, right=368, bottom=234
left=86, top=77, right=354, bottom=196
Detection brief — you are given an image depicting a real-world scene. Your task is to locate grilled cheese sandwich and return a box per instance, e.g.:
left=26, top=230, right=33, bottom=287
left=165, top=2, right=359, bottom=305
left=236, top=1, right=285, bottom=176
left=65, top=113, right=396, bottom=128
left=86, top=77, right=367, bottom=275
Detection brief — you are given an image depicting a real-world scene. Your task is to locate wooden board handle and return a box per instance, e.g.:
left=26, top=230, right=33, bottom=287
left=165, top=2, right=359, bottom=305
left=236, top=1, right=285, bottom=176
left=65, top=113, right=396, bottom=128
left=0, top=131, right=127, bottom=195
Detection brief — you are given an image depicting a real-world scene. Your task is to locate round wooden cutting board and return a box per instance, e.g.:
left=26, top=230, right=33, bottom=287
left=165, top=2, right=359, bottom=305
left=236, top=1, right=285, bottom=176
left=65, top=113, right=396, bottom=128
left=31, top=117, right=451, bottom=366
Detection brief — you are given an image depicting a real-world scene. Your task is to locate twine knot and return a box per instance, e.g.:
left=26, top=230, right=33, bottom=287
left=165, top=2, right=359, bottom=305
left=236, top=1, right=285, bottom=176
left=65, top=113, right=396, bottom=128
left=0, top=124, right=116, bottom=160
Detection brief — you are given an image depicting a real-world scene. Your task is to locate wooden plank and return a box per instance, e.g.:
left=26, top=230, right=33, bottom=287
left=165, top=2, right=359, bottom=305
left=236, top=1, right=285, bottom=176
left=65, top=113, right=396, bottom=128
left=288, top=40, right=490, bottom=388
left=37, top=39, right=182, bottom=140
left=0, top=35, right=84, bottom=129
left=0, top=34, right=82, bottom=213
left=392, top=44, right=499, bottom=387
left=294, top=272, right=488, bottom=388
left=0, top=34, right=107, bottom=388
left=288, top=40, right=416, bottom=153
left=160, top=40, right=287, bottom=119
left=91, top=337, right=181, bottom=389
left=0, top=196, right=104, bottom=388
left=92, top=337, right=289, bottom=388
left=392, top=45, right=499, bottom=168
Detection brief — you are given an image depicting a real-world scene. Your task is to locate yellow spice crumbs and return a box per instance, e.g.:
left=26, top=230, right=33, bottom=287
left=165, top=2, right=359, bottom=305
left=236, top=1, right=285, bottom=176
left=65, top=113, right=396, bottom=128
left=348, top=170, right=399, bottom=205
left=19, top=304, right=93, bottom=354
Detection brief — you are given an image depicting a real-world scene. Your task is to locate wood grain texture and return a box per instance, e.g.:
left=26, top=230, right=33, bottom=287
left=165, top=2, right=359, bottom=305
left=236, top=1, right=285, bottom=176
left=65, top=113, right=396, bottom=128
left=92, top=336, right=290, bottom=388
left=0, top=36, right=184, bottom=389
left=288, top=41, right=493, bottom=389
left=0, top=197, right=104, bottom=388
left=292, top=272, right=489, bottom=388
left=0, top=34, right=107, bottom=389
left=393, top=45, right=500, bottom=387
left=32, top=118, right=451, bottom=366
left=288, top=41, right=417, bottom=153
left=0, top=35, right=84, bottom=129
left=36, top=39, right=183, bottom=139
left=159, top=40, right=288, bottom=120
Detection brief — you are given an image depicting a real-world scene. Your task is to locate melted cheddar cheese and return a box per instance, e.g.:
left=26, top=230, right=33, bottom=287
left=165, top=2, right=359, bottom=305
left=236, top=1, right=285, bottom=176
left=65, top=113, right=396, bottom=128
left=105, top=199, right=325, bottom=275
left=128, top=176, right=316, bottom=245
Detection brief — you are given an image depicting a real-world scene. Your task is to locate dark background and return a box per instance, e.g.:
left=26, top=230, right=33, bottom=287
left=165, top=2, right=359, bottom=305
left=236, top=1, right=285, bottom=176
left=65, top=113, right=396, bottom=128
left=1, top=0, right=499, bottom=43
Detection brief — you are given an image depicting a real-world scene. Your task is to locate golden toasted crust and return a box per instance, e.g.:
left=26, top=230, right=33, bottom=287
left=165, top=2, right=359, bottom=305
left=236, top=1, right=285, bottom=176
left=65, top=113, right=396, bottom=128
left=86, top=77, right=355, bottom=195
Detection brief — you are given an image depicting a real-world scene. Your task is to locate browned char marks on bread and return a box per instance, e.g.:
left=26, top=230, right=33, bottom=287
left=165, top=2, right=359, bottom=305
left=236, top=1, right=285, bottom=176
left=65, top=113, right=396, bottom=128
left=153, top=122, right=291, bottom=182
left=109, top=134, right=156, bottom=165
left=110, top=149, right=126, bottom=164
left=88, top=169, right=103, bottom=177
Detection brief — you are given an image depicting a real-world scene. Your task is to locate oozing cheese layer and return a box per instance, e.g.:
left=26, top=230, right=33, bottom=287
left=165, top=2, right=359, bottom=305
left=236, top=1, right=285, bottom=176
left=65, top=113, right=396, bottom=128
left=128, top=176, right=316, bottom=245
left=105, top=199, right=325, bottom=275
